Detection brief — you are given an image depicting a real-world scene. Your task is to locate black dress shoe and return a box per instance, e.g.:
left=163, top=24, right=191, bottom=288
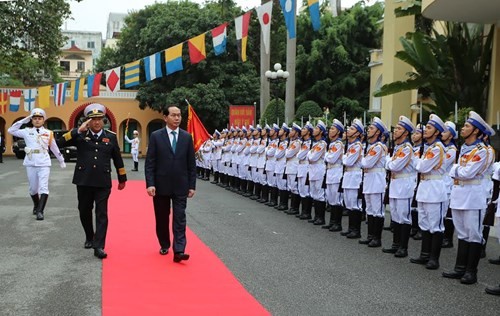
left=485, top=284, right=500, bottom=296
left=84, top=240, right=93, bottom=249
left=94, top=248, right=107, bottom=259
left=36, top=212, right=44, bottom=220
left=488, top=256, right=500, bottom=265
left=159, top=248, right=169, bottom=255
left=173, top=252, right=190, bottom=263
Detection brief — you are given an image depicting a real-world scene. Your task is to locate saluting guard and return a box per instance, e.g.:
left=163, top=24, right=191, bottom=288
left=359, top=117, right=388, bottom=247
left=274, top=123, right=290, bottom=210
left=265, top=124, right=280, bottom=206
left=248, top=125, right=262, bottom=199
left=8, top=108, right=67, bottom=220
left=410, top=114, right=447, bottom=270
left=256, top=125, right=270, bottom=203
left=210, top=130, right=223, bottom=184
left=124, top=130, right=140, bottom=171
left=382, top=116, right=416, bottom=257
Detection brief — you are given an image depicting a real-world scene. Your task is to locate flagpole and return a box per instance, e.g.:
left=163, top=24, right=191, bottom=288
left=125, top=112, right=130, bottom=134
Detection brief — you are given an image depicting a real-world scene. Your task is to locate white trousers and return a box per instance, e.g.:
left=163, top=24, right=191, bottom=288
left=325, top=183, right=342, bottom=206
left=131, top=149, right=139, bottom=162
left=26, top=166, right=50, bottom=195
left=297, top=176, right=309, bottom=198
left=287, top=174, right=299, bottom=194
left=276, top=173, right=287, bottom=190
left=309, top=180, right=325, bottom=202
left=266, top=171, right=276, bottom=187
left=452, top=209, right=485, bottom=244
left=417, top=202, right=445, bottom=233
left=344, top=189, right=360, bottom=211
left=389, top=198, right=412, bottom=224
left=365, top=193, right=384, bottom=218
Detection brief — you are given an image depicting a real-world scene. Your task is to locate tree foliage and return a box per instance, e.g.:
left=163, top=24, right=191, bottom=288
left=295, top=100, right=323, bottom=121
left=96, top=0, right=383, bottom=131
left=0, top=0, right=78, bottom=86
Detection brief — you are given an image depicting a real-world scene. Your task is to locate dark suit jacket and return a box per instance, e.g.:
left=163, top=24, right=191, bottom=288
left=145, top=128, right=196, bottom=196
left=58, top=129, right=127, bottom=188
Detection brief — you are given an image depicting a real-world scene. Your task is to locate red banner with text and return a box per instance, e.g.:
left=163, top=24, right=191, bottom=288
left=229, top=105, right=255, bottom=128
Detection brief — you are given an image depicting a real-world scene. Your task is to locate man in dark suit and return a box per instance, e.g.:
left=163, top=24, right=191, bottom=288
left=145, top=105, right=196, bottom=263
left=58, top=103, right=127, bottom=259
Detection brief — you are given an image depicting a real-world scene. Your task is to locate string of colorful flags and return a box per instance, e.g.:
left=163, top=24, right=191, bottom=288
left=0, top=0, right=322, bottom=115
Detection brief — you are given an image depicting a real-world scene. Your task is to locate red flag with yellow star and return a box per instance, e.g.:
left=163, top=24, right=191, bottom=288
left=187, top=101, right=210, bottom=152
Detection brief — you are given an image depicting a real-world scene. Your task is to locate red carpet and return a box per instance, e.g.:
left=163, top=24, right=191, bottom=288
left=103, top=180, right=269, bottom=316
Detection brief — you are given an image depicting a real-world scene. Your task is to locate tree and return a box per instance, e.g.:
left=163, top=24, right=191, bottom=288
left=96, top=1, right=261, bottom=132
left=0, top=0, right=79, bottom=86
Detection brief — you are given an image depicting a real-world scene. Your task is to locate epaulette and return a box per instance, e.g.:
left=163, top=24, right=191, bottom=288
left=476, top=143, right=484, bottom=149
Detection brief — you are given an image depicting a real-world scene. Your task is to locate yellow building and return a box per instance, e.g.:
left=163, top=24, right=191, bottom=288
left=0, top=87, right=164, bottom=157
left=370, top=1, right=500, bottom=128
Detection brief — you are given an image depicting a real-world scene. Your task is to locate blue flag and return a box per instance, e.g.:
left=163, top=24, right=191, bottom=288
left=308, top=0, right=321, bottom=31
left=280, top=0, right=296, bottom=39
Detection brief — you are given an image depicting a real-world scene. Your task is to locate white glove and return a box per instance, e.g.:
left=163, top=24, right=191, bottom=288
left=22, top=115, right=33, bottom=124
left=60, top=161, right=66, bottom=169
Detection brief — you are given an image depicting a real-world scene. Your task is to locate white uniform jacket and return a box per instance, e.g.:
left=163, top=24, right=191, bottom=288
left=285, top=138, right=301, bottom=175
left=386, top=141, right=415, bottom=199
left=342, top=140, right=363, bottom=189
left=361, top=141, right=386, bottom=194
left=416, top=141, right=447, bottom=203
left=325, top=138, right=344, bottom=184
left=307, top=139, right=327, bottom=181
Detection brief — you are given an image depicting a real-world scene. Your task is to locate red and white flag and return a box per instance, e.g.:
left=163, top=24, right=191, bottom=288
left=9, top=90, right=22, bottom=112
left=255, top=1, right=273, bottom=54
left=53, top=82, right=68, bottom=106
left=106, top=67, right=121, bottom=93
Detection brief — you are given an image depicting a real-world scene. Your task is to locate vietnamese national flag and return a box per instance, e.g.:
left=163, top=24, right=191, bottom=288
left=186, top=101, right=211, bottom=152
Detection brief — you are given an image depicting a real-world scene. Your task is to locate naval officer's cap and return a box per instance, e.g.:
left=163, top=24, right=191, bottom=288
left=444, top=121, right=458, bottom=139
left=292, top=123, right=301, bottom=133
left=467, top=111, right=489, bottom=135
left=31, top=108, right=46, bottom=119
left=331, top=119, right=344, bottom=133
left=84, top=103, right=106, bottom=118
left=371, top=117, right=387, bottom=133
left=351, top=119, right=364, bottom=134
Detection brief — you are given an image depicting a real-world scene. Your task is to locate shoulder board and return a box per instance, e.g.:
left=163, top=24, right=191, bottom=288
left=476, top=143, right=484, bottom=149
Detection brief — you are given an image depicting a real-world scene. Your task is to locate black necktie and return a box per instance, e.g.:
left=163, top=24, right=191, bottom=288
left=36, top=128, right=39, bottom=133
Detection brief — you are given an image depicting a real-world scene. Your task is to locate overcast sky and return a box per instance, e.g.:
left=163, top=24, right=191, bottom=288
left=64, top=0, right=362, bottom=37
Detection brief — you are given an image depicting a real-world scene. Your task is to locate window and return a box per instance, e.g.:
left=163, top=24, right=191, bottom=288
left=87, top=41, right=95, bottom=49
left=70, top=40, right=76, bottom=46
left=77, top=61, right=85, bottom=72
left=60, top=61, right=70, bottom=71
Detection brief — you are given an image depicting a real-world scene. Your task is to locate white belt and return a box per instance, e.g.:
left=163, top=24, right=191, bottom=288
left=345, top=167, right=361, bottom=172
left=421, top=174, right=443, bottom=181
left=454, top=179, right=481, bottom=186
left=327, top=163, right=342, bottom=169
left=299, top=160, right=308, bottom=165
left=391, top=173, right=413, bottom=179
left=364, top=168, right=385, bottom=173
left=309, top=160, right=323, bottom=165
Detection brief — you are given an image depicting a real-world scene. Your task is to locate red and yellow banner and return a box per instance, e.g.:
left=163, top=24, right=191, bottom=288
left=229, top=105, right=255, bottom=128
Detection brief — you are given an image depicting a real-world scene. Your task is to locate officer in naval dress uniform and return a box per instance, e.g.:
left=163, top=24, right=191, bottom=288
left=8, top=108, right=66, bottom=220
left=341, top=119, right=364, bottom=239
left=58, top=103, right=127, bottom=259
left=382, top=116, right=416, bottom=258
left=248, top=125, right=261, bottom=199
left=442, top=111, right=491, bottom=285
left=359, top=117, right=388, bottom=248
left=256, top=125, right=269, bottom=203
left=322, top=119, right=344, bottom=232
left=210, top=130, right=223, bottom=184
left=410, top=114, right=447, bottom=270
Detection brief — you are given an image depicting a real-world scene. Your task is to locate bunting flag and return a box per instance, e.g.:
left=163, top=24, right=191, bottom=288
left=308, top=0, right=321, bottom=31
left=72, top=78, right=84, bottom=101
left=53, top=82, right=68, bottom=106
left=124, top=60, right=140, bottom=87
left=186, top=101, right=211, bottom=152
left=188, top=33, right=207, bottom=65
left=235, top=11, right=252, bottom=62
left=37, top=86, right=50, bottom=108
left=0, top=90, right=8, bottom=114
left=165, top=43, right=184, bottom=75
left=23, top=88, right=37, bottom=112
left=280, top=0, right=296, bottom=39
left=211, top=23, right=227, bottom=56
left=106, top=67, right=121, bottom=93
left=9, top=90, right=21, bottom=112
left=143, top=53, right=163, bottom=82
left=255, top=1, right=273, bottom=54
left=87, top=73, right=102, bottom=97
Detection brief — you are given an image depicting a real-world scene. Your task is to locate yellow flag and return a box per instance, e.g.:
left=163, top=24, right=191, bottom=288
left=37, top=86, right=51, bottom=108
